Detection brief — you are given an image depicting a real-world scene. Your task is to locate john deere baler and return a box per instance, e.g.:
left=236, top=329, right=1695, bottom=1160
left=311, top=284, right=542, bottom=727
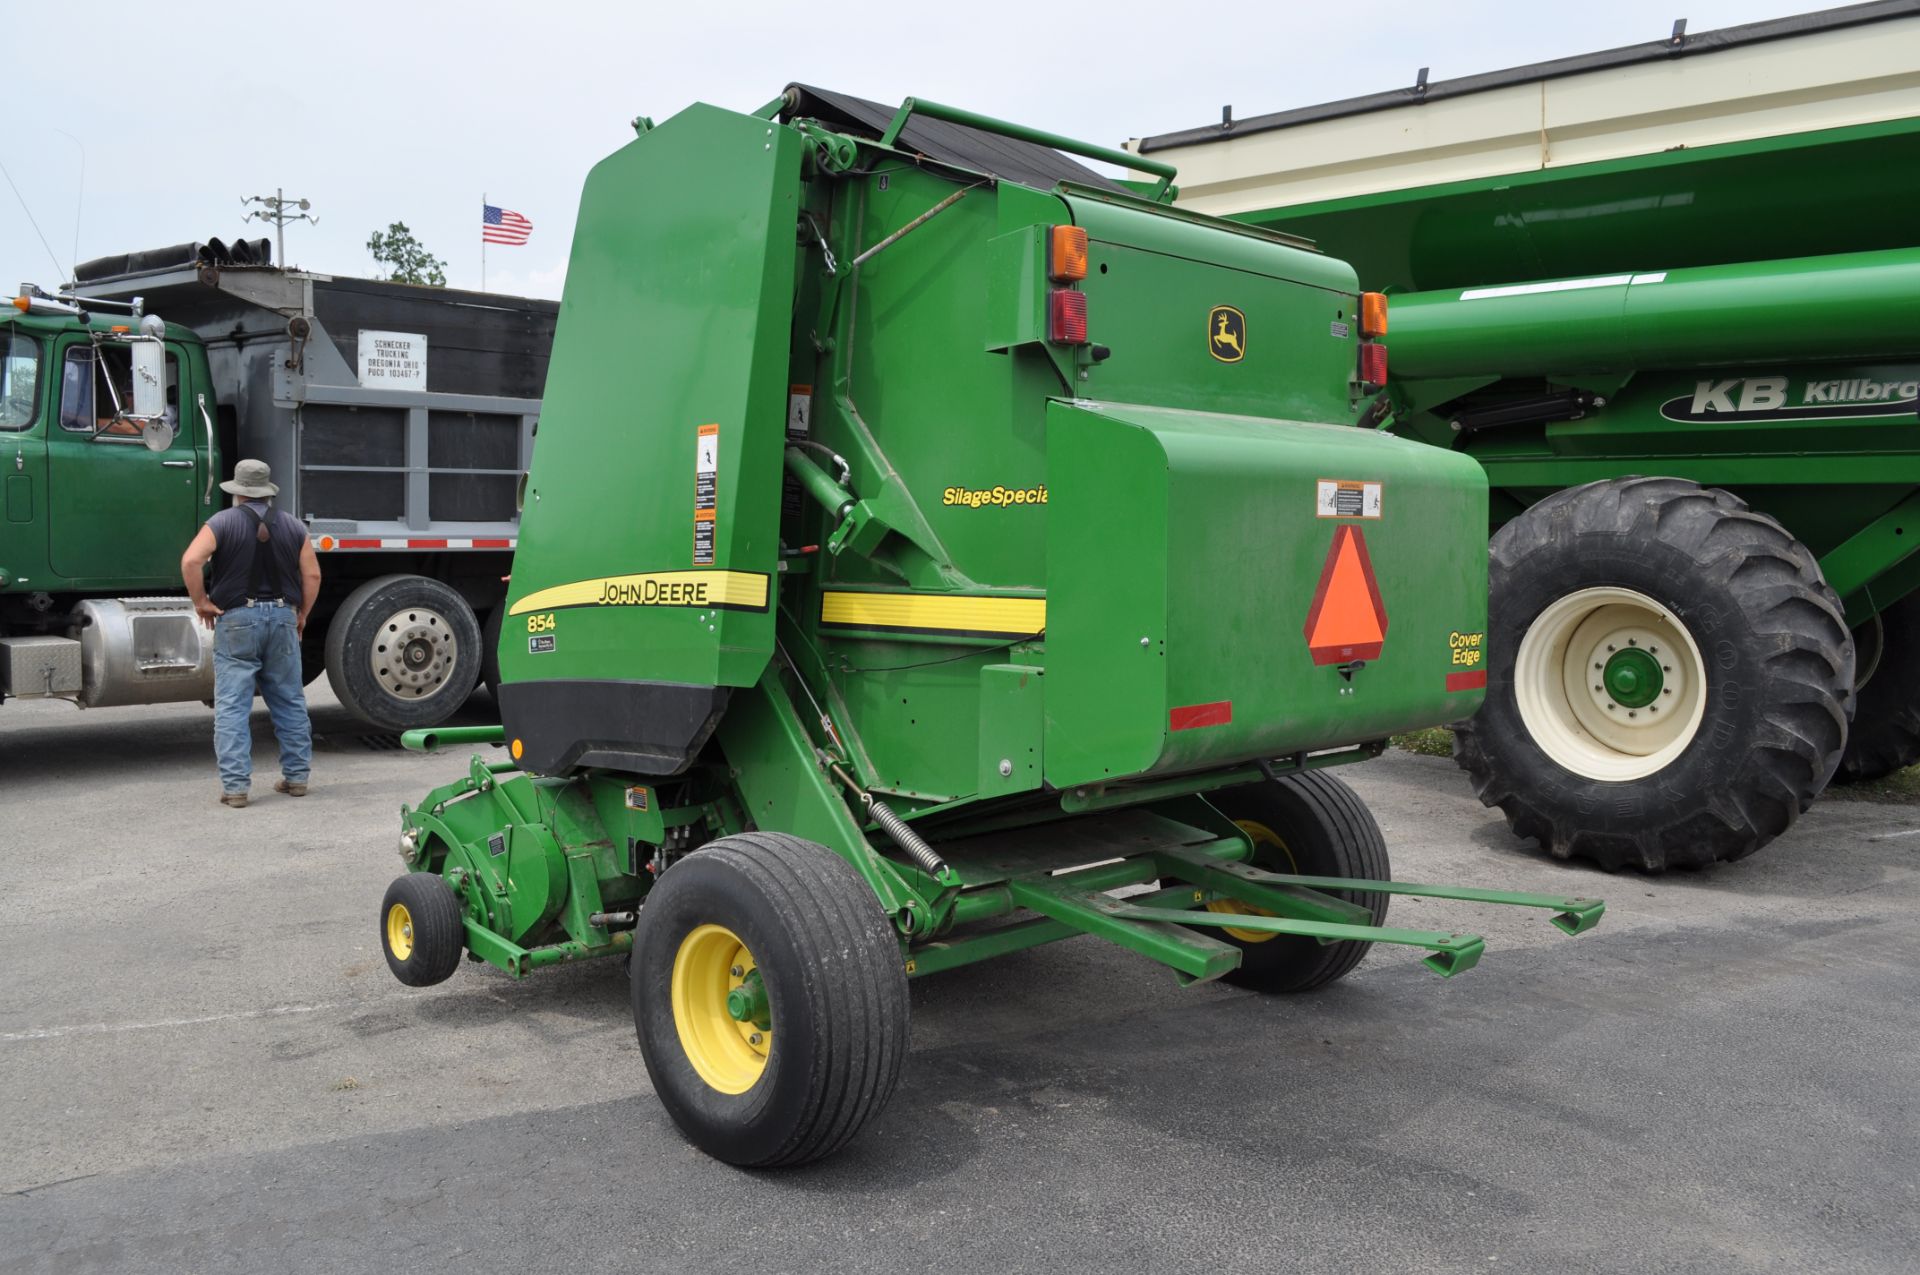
left=377, top=86, right=1602, bottom=1167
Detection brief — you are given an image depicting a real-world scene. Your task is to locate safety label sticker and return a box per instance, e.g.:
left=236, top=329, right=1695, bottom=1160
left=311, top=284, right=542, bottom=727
left=1316, top=479, right=1382, bottom=519
left=694, top=423, right=719, bottom=565
left=787, top=385, right=812, bottom=438
left=783, top=386, right=812, bottom=520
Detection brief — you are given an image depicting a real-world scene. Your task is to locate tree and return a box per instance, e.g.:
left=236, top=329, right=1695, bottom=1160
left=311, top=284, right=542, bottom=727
left=366, top=222, right=447, bottom=286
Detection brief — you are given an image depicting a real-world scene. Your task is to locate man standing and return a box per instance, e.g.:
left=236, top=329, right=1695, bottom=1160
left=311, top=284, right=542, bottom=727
left=180, top=459, right=323, bottom=808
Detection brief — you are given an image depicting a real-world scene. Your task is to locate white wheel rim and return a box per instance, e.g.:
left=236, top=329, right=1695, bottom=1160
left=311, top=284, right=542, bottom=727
left=1514, top=586, right=1708, bottom=782
left=368, top=606, right=460, bottom=701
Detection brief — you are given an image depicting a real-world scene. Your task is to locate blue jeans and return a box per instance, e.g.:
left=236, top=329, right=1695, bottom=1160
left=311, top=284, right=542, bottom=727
left=213, top=604, right=312, bottom=794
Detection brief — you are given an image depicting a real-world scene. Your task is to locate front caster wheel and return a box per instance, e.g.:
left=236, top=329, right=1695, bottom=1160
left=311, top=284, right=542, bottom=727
left=632, top=832, right=910, bottom=1167
left=380, top=873, right=465, bottom=987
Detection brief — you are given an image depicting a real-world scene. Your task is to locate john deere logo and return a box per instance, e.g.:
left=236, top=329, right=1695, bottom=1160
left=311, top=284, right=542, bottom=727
left=1209, top=306, right=1245, bottom=363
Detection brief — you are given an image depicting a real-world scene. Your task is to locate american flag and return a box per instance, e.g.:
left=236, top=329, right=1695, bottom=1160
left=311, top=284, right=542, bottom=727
left=482, top=204, right=533, bottom=245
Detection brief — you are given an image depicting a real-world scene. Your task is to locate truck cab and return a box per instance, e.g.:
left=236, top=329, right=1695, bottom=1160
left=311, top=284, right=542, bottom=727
left=1, top=305, right=217, bottom=594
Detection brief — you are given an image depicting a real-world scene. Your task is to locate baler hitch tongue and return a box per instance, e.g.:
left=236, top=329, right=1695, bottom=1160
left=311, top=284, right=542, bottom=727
left=1142, top=844, right=1605, bottom=978
left=399, top=724, right=507, bottom=752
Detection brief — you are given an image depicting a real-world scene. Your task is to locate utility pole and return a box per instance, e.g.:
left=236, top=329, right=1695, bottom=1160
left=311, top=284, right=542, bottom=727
left=241, top=188, right=317, bottom=266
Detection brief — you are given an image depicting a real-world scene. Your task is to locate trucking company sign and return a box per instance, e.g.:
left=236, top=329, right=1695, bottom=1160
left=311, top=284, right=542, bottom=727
left=358, top=330, right=428, bottom=391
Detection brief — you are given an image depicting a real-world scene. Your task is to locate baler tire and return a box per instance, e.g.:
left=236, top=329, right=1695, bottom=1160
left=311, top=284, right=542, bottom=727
left=1835, top=589, right=1920, bottom=783
left=631, top=832, right=909, bottom=1168
left=1455, top=477, right=1854, bottom=871
left=324, top=574, right=483, bottom=730
left=380, top=873, right=465, bottom=988
left=1206, top=772, right=1390, bottom=993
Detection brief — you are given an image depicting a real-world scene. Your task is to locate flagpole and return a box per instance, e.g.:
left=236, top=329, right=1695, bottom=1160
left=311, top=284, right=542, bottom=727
left=481, top=192, right=487, bottom=292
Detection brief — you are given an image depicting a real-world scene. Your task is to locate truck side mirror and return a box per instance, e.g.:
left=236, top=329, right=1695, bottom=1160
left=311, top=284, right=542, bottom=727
left=140, top=418, right=175, bottom=452
left=131, top=335, right=166, bottom=419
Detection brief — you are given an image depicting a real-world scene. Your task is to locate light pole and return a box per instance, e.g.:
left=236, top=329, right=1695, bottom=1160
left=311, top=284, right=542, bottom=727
left=241, top=189, right=317, bottom=266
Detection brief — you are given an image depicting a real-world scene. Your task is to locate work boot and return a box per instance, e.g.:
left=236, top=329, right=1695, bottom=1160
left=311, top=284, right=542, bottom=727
left=275, top=778, right=308, bottom=798
left=220, top=792, right=249, bottom=809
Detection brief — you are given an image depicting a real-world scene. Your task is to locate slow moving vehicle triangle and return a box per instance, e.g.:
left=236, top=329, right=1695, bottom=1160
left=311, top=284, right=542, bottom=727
left=1303, top=525, right=1388, bottom=664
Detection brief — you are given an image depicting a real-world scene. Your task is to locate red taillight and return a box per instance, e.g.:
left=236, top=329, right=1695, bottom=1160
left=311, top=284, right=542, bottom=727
left=1359, top=342, right=1388, bottom=386
left=1048, top=289, right=1088, bottom=345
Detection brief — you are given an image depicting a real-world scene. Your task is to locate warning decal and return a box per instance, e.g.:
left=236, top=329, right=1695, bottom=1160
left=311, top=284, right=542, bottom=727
left=1303, top=525, right=1388, bottom=665
left=694, top=423, right=719, bottom=565
left=1316, top=479, right=1382, bottom=519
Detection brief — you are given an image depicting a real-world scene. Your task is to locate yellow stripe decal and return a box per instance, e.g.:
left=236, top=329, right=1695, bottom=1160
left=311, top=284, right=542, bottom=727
left=508, top=570, right=770, bottom=616
left=819, top=590, right=1045, bottom=637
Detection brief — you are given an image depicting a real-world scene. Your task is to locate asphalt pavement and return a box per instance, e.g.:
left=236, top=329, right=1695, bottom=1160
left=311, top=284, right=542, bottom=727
left=1, top=688, right=1914, bottom=1274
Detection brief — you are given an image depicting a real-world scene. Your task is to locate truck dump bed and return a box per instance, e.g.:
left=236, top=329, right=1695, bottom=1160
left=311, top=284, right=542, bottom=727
left=73, top=243, right=556, bottom=547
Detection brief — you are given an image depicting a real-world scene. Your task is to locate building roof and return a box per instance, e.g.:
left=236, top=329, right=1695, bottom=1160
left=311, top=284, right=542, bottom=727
left=1135, top=1, right=1920, bottom=153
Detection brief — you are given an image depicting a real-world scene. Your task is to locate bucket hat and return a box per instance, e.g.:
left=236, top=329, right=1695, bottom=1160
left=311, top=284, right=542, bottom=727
left=219, top=458, right=279, bottom=498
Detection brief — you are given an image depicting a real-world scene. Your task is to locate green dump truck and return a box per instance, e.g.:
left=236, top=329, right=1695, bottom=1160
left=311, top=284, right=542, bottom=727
left=1134, top=5, right=1920, bottom=869
left=0, top=246, right=554, bottom=728
left=377, top=86, right=1604, bottom=1167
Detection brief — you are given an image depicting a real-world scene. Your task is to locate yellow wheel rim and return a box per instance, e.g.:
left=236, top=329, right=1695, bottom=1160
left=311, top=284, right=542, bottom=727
left=387, top=902, right=415, bottom=961
left=670, top=924, right=771, bottom=1095
left=1207, top=819, right=1300, bottom=944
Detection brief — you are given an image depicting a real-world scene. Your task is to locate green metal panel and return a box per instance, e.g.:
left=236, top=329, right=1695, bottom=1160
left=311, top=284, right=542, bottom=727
left=976, top=662, right=1044, bottom=797
left=1233, top=117, right=1920, bottom=294
left=1043, top=399, right=1489, bottom=788
left=1067, top=193, right=1360, bottom=422
left=499, top=104, right=804, bottom=690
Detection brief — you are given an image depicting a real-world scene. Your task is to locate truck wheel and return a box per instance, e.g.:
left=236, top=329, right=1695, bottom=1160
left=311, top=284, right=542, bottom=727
left=1835, top=590, right=1920, bottom=783
left=299, top=627, right=327, bottom=688
left=1204, top=772, right=1389, bottom=993
left=380, top=873, right=465, bottom=987
left=1456, top=478, right=1853, bottom=870
left=324, top=575, right=483, bottom=729
left=632, top=832, right=909, bottom=1167
left=478, top=604, right=503, bottom=702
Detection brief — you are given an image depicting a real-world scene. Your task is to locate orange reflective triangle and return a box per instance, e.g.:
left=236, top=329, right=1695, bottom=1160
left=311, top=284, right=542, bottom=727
left=1303, top=525, right=1388, bottom=665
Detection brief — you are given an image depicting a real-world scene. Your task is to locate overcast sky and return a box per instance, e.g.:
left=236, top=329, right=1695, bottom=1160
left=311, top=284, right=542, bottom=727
left=6, top=0, right=1814, bottom=299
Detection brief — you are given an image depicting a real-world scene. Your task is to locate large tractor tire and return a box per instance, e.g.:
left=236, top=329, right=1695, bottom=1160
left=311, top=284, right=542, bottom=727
left=632, top=832, right=910, bottom=1167
left=380, top=873, right=465, bottom=988
left=324, top=574, right=483, bottom=730
left=1836, top=589, right=1920, bottom=783
left=1204, top=772, right=1390, bottom=992
left=1456, top=478, right=1853, bottom=871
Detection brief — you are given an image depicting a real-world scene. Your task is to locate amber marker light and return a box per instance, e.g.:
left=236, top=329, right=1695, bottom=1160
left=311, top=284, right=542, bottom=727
left=1360, top=292, right=1388, bottom=338
left=1047, top=225, right=1088, bottom=283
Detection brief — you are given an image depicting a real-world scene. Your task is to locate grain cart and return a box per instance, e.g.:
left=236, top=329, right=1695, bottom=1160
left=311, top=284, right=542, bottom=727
left=377, top=86, right=1604, bottom=1167
left=1129, top=8, right=1920, bottom=869
left=1, top=243, right=553, bottom=729
left=1221, top=121, right=1920, bottom=870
